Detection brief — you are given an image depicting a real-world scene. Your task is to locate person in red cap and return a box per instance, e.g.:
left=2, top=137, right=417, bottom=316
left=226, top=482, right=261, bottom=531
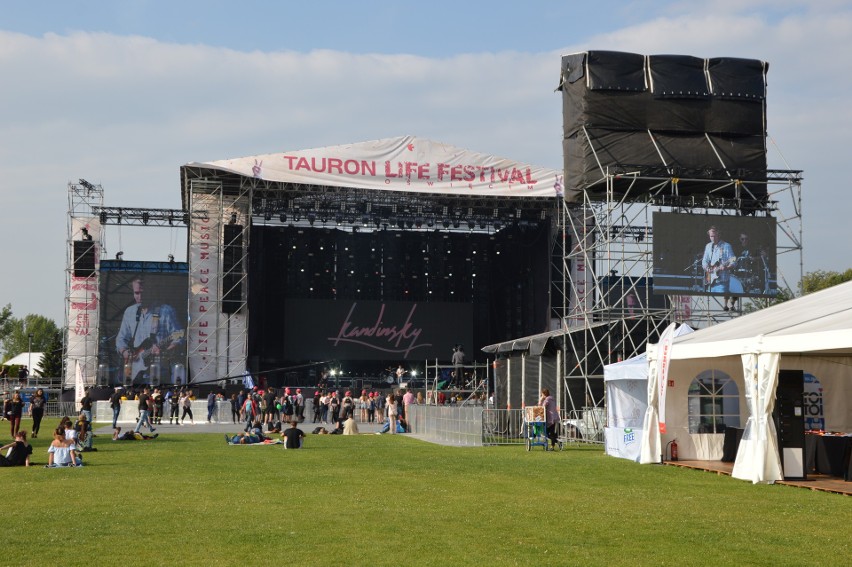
left=341, top=390, right=355, bottom=420
left=295, top=388, right=304, bottom=421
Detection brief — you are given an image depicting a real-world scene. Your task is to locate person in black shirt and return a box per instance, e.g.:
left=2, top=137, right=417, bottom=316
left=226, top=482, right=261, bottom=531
left=282, top=421, right=304, bottom=449
left=79, top=389, right=93, bottom=423
left=0, top=430, right=32, bottom=467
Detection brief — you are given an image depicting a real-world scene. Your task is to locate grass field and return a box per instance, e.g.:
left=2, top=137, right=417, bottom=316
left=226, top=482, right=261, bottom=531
left=4, top=418, right=849, bottom=566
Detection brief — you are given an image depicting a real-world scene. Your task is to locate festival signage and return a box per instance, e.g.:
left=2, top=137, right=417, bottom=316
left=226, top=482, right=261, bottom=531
left=188, top=135, right=562, bottom=198
left=65, top=217, right=100, bottom=387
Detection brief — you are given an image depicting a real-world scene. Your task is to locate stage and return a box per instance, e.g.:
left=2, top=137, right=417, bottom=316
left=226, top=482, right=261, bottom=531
left=665, top=459, right=851, bottom=496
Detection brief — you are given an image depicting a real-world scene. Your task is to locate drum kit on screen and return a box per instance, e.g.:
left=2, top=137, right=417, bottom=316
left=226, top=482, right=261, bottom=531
left=688, top=254, right=766, bottom=295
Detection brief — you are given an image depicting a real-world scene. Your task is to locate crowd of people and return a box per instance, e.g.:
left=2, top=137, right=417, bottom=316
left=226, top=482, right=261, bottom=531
left=2, top=375, right=489, bottom=469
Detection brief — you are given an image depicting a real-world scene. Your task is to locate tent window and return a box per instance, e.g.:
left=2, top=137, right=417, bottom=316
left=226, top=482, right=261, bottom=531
left=687, top=370, right=740, bottom=434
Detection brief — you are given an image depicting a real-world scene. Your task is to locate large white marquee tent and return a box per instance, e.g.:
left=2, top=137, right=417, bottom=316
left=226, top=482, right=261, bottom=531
left=639, top=281, right=852, bottom=483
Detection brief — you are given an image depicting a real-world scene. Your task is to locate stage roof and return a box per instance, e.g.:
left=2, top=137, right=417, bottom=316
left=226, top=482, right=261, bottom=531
left=181, top=135, right=563, bottom=206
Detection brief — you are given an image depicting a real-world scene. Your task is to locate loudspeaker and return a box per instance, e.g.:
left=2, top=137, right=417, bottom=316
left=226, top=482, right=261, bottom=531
left=73, top=240, right=96, bottom=277
left=774, top=369, right=806, bottom=480
left=559, top=51, right=768, bottom=203
left=222, top=224, right=244, bottom=313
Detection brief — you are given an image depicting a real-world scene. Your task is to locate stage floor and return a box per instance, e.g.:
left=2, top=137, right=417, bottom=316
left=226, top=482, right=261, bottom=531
left=665, top=459, right=851, bottom=496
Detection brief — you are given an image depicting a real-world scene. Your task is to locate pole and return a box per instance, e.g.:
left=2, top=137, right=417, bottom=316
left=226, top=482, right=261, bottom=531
left=28, top=332, right=34, bottom=386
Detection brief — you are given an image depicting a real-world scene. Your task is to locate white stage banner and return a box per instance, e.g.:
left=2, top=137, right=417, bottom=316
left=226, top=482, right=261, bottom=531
left=187, top=193, right=221, bottom=385
left=65, top=217, right=100, bottom=388
left=189, top=135, right=563, bottom=198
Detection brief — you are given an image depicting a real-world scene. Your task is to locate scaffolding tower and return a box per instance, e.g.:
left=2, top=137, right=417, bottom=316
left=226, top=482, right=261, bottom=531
left=558, top=168, right=803, bottom=414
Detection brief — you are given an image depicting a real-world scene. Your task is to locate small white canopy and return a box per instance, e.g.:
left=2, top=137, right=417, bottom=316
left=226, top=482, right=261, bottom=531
left=2, top=352, right=45, bottom=376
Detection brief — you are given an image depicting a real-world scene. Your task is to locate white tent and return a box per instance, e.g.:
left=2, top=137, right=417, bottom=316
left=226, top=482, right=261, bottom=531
left=2, top=352, right=45, bottom=376
left=640, top=281, right=852, bottom=483
left=605, top=325, right=692, bottom=462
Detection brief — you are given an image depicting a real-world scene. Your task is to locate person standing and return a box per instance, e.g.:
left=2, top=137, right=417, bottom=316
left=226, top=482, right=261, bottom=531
left=180, top=389, right=194, bottom=425
left=452, top=345, right=465, bottom=388
left=115, top=276, right=184, bottom=383
left=6, top=392, right=24, bottom=438
left=109, top=387, right=123, bottom=429
left=539, top=388, right=561, bottom=451
left=78, top=389, right=93, bottom=424
left=295, top=389, right=305, bottom=421
left=386, top=392, right=399, bottom=435
left=18, top=365, right=29, bottom=387
left=229, top=393, right=240, bottom=424
left=134, top=387, right=156, bottom=434
left=207, top=390, right=217, bottom=423
left=28, top=388, right=47, bottom=438
left=701, top=226, right=736, bottom=295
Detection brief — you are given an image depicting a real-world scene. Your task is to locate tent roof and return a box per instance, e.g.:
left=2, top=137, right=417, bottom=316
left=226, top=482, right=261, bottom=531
left=181, top=135, right=562, bottom=200
left=671, top=281, right=852, bottom=359
left=481, top=322, right=612, bottom=356
left=2, top=352, right=45, bottom=375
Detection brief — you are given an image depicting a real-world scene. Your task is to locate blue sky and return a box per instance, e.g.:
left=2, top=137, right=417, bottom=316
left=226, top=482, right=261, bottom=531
left=1, top=0, right=850, bottom=326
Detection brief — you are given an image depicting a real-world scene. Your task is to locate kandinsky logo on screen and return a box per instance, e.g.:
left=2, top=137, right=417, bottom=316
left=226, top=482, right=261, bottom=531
left=329, top=302, right=430, bottom=357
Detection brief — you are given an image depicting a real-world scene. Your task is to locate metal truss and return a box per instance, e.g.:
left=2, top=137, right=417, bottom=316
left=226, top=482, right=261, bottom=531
left=558, top=168, right=803, bottom=412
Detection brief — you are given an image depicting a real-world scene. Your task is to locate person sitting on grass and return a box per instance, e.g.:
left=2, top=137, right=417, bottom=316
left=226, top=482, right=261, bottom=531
left=112, top=427, right=158, bottom=441
left=281, top=420, right=304, bottom=449
left=0, top=430, right=32, bottom=467
left=376, top=415, right=406, bottom=435
left=46, top=427, right=82, bottom=467
left=343, top=416, right=359, bottom=435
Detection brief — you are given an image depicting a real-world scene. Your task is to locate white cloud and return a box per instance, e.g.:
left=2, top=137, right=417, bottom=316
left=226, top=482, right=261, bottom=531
left=1, top=3, right=851, bottom=323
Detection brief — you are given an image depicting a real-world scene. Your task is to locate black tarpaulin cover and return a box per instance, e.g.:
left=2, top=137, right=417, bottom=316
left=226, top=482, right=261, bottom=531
left=558, top=51, right=768, bottom=203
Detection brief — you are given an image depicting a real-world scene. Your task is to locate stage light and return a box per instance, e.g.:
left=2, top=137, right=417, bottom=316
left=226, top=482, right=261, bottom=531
left=264, top=212, right=272, bottom=221
left=182, top=212, right=190, bottom=224
left=479, top=220, right=486, bottom=229
left=308, top=213, right=316, bottom=225
left=494, top=220, right=502, bottom=230
left=467, top=219, right=475, bottom=230
left=229, top=212, right=238, bottom=225
left=142, top=212, right=150, bottom=225
left=427, top=218, right=434, bottom=228
left=406, top=219, right=414, bottom=229
left=279, top=213, right=287, bottom=222
left=453, top=219, right=460, bottom=229
left=335, top=214, right=343, bottom=224
left=168, top=254, right=175, bottom=263
left=99, top=211, right=108, bottom=224
left=442, top=219, right=450, bottom=229
left=362, top=215, right=370, bottom=225
left=115, top=251, right=124, bottom=261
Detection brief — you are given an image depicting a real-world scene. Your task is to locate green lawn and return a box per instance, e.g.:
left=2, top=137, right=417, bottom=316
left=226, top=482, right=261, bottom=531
left=4, top=418, right=849, bottom=566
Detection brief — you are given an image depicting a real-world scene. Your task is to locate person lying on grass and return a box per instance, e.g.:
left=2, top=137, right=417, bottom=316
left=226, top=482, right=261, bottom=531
left=112, top=427, right=158, bottom=441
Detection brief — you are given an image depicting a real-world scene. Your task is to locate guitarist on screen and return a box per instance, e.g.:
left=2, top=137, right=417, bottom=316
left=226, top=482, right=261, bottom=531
left=116, top=276, right=185, bottom=384
left=701, top=226, right=737, bottom=298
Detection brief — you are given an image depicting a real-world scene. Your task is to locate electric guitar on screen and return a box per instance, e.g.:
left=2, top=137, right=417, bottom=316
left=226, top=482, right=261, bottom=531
left=124, top=330, right=185, bottom=380
left=704, top=261, right=725, bottom=287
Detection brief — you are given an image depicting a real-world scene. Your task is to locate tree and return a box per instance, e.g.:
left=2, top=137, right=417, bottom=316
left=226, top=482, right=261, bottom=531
left=742, top=269, right=852, bottom=314
left=39, top=330, right=65, bottom=378
left=800, top=269, right=852, bottom=294
left=0, top=303, right=12, bottom=348
left=1, top=313, right=60, bottom=363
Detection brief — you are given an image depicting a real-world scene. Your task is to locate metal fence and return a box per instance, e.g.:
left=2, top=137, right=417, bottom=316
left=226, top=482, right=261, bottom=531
left=405, top=405, right=606, bottom=447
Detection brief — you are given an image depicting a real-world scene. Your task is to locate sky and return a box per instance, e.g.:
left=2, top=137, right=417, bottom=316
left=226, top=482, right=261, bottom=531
left=1, top=0, right=850, bottom=326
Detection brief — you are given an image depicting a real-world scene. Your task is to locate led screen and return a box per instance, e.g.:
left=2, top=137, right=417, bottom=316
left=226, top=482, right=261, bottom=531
left=652, top=212, right=777, bottom=298
left=100, top=271, right=188, bottom=385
